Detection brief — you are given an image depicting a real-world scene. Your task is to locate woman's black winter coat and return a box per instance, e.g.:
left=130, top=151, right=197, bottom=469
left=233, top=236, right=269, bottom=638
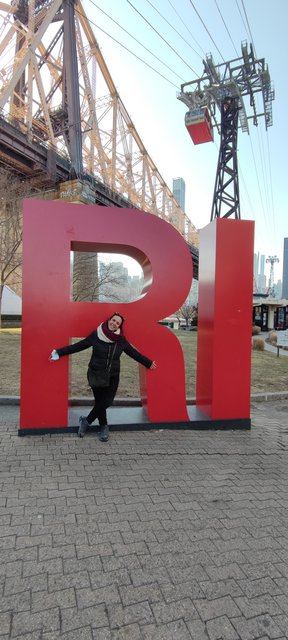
left=56, top=330, right=153, bottom=376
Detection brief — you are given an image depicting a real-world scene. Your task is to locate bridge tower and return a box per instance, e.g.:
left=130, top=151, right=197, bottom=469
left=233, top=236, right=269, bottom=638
left=0, top=0, right=199, bottom=253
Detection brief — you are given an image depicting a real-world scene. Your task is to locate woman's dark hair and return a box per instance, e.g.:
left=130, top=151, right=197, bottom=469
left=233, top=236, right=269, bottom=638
left=109, top=312, right=125, bottom=327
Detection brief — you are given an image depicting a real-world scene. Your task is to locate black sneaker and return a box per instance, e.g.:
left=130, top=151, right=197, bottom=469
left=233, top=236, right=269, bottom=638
left=99, top=425, right=109, bottom=442
left=78, top=416, right=89, bottom=438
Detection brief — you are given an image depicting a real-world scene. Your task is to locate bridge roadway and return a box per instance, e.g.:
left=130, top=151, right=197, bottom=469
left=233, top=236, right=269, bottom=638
left=0, top=115, right=199, bottom=278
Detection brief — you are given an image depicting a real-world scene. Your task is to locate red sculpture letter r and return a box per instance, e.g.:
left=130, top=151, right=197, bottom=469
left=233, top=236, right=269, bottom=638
left=20, top=200, right=193, bottom=429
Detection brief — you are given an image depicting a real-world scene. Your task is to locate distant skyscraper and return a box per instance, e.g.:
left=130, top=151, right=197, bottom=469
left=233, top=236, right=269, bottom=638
left=274, top=279, right=282, bottom=299
left=254, top=252, right=259, bottom=279
left=173, top=177, right=185, bottom=211
left=258, top=273, right=267, bottom=294
left=257, top=254, right=266, bottom=293
left=282, top=238, right=288, bottom=298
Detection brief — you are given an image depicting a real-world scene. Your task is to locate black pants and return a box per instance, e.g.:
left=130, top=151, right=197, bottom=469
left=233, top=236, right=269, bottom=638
left=86, top=375, right=119, bottom=426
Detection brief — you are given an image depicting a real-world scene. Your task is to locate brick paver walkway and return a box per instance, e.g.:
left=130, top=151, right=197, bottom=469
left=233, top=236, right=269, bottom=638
left=1, top=399, right=288, bottom=639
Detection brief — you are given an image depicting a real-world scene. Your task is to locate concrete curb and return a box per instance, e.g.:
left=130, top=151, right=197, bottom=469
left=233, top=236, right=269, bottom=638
left=1, top=392, right=288, bottom=406
left=0, top=396, right=142, bottom=406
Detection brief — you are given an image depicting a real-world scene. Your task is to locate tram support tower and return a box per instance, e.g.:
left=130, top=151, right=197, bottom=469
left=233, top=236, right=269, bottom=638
left=178, top=42, right=275, bottom=220
left=266, top=255, right=279, bottom=296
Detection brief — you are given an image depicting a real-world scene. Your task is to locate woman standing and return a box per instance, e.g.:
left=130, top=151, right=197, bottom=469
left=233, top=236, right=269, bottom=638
left=49, top=312, right=156, bottom=441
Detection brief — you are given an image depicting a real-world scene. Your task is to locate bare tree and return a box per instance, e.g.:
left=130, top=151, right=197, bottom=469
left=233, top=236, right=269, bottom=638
left=72, top=254, right=130, bottom=302
left=174, top=309, right=182, bottom=329
left=178, top=301, right=195, bottom=327
left=99, top=261, right=129, bottom=302
left=72, top=252, right=99, bottom=302
left=99, top=262, right=143, bottom=302
left=192, top=303, right=198, bottom=326
left=0, top=171, right=25, bottom=326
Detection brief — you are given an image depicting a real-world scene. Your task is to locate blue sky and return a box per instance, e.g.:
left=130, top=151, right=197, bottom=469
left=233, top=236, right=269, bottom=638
left=82, top=0, right=287, bottom=284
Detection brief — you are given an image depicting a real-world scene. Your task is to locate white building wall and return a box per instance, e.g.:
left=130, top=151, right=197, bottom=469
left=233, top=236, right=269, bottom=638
left=1, top=286, right=22, bottom=314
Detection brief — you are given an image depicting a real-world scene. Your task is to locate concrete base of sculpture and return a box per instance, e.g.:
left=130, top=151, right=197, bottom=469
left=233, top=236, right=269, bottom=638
left=18, top=405, right=250, bottom=435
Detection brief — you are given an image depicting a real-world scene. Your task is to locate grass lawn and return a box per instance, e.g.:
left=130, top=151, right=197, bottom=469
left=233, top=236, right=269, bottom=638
left=0, top=330, right=287, bottom=398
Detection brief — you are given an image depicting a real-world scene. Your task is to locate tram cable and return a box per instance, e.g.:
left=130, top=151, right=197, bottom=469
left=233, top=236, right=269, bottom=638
left=0, top=0, right=277, bottom=248
left=255, top=113, right=276, bottom=240
left=240, top=0, right=257, bottom=57
left=190, top=0, right=275, bottom=238
left=266, top=132, right=276, bottom=238
left=213, top=0, right=239, bottom=57
left=85, top=0, right=186, bottom=82
left=188, top=0, right=225, bottom=62
left=143, top=0, right=204, bottom=60
left=168, top=0, right=207, bottom=57
left=80, top=2, right=277, bottom=242
left=125, top=0, right=198, bottom=75
left=82, top=0, right=275, bottom=239
left=235, top=0, right=250, bottom=42
left=75, top=6, right=180, bottom=89
left=249, top=133, right=270, bottom=231
left=232, top=2, right=274, bottom=239
left=256, top=121, right=272, bottom=225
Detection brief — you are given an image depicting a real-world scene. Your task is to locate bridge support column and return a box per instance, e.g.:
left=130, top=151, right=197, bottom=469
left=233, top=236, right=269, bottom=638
left=44, top=179, right=99, bottom=302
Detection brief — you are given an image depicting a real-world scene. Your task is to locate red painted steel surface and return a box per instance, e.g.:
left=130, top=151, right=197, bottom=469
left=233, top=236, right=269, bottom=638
left=20, top=200, right=193, bottom=429
left=196, top=218, right=254, bottom=419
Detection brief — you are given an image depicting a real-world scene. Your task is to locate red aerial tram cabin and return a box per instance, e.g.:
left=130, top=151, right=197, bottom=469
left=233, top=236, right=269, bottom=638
left=185, top=107, right=214, bottom=144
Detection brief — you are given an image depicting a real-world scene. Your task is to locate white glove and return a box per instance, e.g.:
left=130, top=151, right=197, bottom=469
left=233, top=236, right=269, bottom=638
left=49, top=349, right=59, bottom=361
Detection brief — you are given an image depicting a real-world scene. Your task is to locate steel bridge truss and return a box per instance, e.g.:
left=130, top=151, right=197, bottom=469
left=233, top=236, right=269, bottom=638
left=0, top=0, right=198, bottom=246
